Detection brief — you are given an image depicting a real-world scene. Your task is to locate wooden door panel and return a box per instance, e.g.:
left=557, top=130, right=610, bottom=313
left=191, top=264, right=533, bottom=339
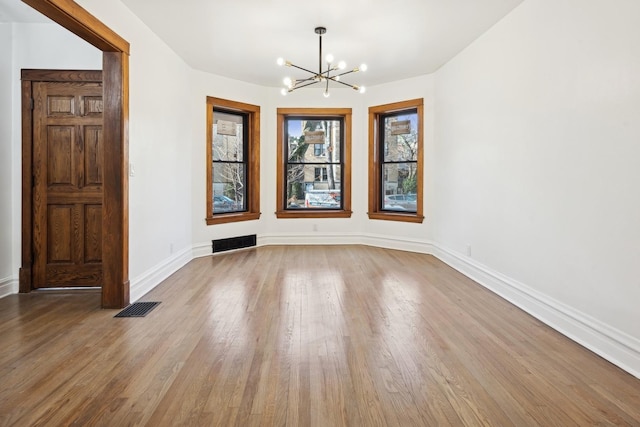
left=84, top=126, right=103, bottom=187
left=47, top=126, right=76, bottom=187
left=32, top=81, right=103, bottom=289
left=46, top=264, right=102, bottom=286
left=47, top=205, right=73, bottom=263
left=84, top=205, right=102, bottom=263
left=82, top=96, right=103, bottom=116
left=47, top=95, right=75, bottom=117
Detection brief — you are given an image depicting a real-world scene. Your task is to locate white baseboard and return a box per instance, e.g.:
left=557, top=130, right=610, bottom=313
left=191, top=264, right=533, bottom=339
left=432, top=244, right=640, bottom=379
left=129, top=246, right=193, bottom=302
left=361, top=233, right=435, bottom=255
left=0, top=276, right=18, bottom=299
left=192, top=242, right=212, bottom=259
left=259, top=232, right=361, bottom=247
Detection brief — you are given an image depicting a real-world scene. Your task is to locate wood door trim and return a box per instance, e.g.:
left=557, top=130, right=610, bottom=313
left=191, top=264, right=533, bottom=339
left=22, top=0, right=129, bottom=54
left=21, top=69, right=102, bottom=82
left=19, top=0, right=129, bottom=308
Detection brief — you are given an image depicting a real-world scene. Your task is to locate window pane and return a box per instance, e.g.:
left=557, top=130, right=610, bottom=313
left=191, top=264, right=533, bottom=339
left=381, top=163, right=417, bottom=212
left=213, top=111, right=244, bottom=162
left=287, top=118, right=341, bottom=163
left=212, top=163, right=245, bottom=213
left=383, top=112, right=418, bottom=162
left=286, top=164, right=342, bottom=209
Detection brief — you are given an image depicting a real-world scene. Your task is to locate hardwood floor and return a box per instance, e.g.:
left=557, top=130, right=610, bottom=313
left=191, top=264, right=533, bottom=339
left=1, top=245, right=639, bottom=426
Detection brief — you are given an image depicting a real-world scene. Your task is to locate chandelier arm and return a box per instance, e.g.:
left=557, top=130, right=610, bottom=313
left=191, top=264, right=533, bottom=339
left=327, top=77, right=359, bottom=90
left=290, top=80, right=321, bottom=91
left=320, top=66, right=339, bottom=76
left=288, top=63, right=320, bottom=77
left=333, top=69, right=359, bottom=78
left=295, top=77, right=317, bottom=84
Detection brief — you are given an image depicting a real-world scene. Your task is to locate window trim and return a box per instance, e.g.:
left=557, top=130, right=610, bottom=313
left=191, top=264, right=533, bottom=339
left=368, top=99, right=424, bottom=223
left=206, top=97, right=260, bottom=225
left=276, top=108, right=352, bottom=219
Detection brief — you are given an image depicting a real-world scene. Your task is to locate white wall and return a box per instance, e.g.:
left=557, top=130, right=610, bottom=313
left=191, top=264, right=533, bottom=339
left=0, top=23, right=14, bottom=297
left=434, top=0, right=640, bottom=375
left=75, top=0, right=195, bottom=300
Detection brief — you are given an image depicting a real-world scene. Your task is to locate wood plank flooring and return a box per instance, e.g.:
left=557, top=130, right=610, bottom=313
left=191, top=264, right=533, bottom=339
left=1, top=245, right=639, bottom=426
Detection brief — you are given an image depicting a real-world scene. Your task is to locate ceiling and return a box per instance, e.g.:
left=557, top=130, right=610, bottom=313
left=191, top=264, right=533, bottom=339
left=2, top=0, right=526, bottom=88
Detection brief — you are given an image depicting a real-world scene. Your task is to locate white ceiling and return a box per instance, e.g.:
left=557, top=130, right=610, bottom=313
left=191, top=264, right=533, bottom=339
left=2, top=0, right=526, bottom=88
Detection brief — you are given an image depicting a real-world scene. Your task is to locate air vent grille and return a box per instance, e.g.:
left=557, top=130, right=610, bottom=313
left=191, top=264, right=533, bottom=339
left=212, top=234, right=257, bottom=253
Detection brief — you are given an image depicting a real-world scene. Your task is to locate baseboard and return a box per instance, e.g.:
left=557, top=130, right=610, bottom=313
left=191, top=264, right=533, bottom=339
left=360, top=233, right=435, bottom=255
left=259, top=232, right=361, bottom=247
left=0, top=276, right=18, bottom=299
left=129, top=246, right=193, bottom=302
left=432, top=244, right=640, bottom=379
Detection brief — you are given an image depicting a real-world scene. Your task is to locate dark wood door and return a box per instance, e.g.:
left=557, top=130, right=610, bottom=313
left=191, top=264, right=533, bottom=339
left=32, top=81, right=103, bottom=288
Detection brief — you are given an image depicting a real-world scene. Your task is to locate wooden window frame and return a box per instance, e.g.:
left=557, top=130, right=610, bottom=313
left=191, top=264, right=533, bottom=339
left=276, top=108, right=352, bottom=219
left=206, top=97, right=260, bottom=225
left=368, top=99, right=424, bottom=223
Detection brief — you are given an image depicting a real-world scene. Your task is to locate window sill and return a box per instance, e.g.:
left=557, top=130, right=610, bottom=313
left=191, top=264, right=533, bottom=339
left=367, top=211, right=424, bottom=223
left=275, top=210, right=353, bottom=219
left=206, top=211, right=261, bottom=225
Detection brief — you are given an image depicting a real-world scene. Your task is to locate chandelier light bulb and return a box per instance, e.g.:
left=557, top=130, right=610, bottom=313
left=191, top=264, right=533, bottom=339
left=277, top=57, right=284, bottom=66
left=335, top=76, right=341, bottom=81
left=338, top=61, right=346, bottom=70
left=359, top=86, right=366, bottom=94
left=283, top=77, right=292, bottom=87
left=360, top=63, right=368, bottom=72
left=323, top=90, right=330, bottom=98
left=325, top=53, right=334, bottom=63
left=280, top=88, right=287, bottom=96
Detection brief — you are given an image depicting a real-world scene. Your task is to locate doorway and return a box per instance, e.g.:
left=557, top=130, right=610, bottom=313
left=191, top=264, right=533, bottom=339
left=19, top=0, right=130, bottom=308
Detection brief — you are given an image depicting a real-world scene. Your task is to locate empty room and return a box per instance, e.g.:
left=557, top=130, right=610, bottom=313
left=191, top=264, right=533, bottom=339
left=1, top=0, right=639, bottom=425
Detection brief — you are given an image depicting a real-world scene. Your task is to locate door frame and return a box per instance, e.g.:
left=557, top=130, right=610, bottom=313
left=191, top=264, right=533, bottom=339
left=19, top=0, right=130, bottom=309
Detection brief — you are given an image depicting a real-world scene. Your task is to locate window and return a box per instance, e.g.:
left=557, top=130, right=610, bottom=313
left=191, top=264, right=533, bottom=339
left=314, top=167, right=328, bottom=182
left=368, top=99, right=424, bottom=223
left=276, top=108, right=352, bottom=218
left=206, top=97, right=260, bottom=225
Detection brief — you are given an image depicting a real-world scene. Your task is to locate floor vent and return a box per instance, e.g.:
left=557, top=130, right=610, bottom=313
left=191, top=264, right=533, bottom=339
left=114, top=301, right=161, bottom=318
left=212, top=234, right=257, bottom=253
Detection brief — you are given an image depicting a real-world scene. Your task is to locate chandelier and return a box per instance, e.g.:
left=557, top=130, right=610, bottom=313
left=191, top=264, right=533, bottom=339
left=277, top=27, right=367, bottom=97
